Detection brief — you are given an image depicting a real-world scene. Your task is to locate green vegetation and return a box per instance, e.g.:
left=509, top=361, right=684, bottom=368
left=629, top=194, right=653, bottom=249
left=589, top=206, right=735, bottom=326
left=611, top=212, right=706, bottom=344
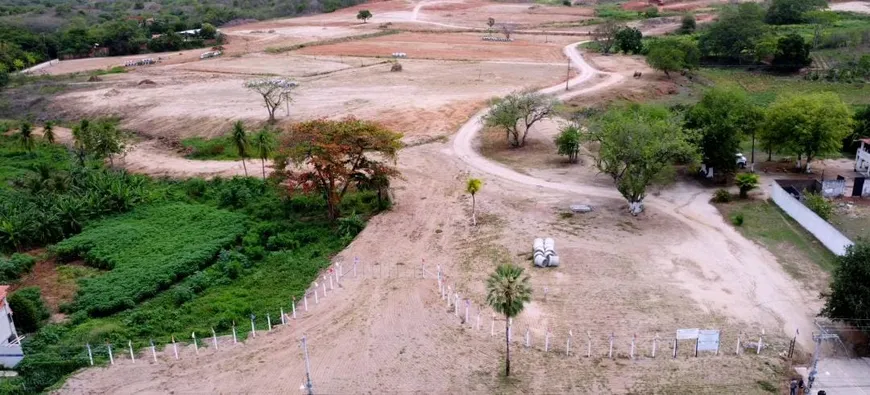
left=0, top=253, right=36, bottom=281
left=802, top=193, right=832, bottom=220
left=485, top=263, right=532, bottom=377
left=687, top=86, right=761, bottom=179
left=734, top=173, right=760, bottom=198
left=715, top=200, right=837, bottom=274
left=822, top=242, right=870, bottom=324
left=554, top=124, right=581, bottom=163
left=8, top=287, right=50, bottom=333
left=54, top=203, right=246, bottom=316
left=646, top=37, right=700, bottom=78
left=699, top=69, right=870, bottom=106
left=182, top=129, right=281, bottom=161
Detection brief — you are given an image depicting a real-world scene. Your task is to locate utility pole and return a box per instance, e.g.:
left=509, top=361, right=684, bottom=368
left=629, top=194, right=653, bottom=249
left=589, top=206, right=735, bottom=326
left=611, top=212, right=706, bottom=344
left=301, top=335, right=314, bottom=395
left=808, top=333, right=839, bottom=393
left=565, top=59, right=571, bottom=91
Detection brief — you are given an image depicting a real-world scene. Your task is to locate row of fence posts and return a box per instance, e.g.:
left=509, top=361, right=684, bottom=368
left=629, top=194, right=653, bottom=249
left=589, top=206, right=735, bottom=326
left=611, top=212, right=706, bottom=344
left=429, top=263, right=768, bottom=360
left=82, top=257, right=366, bottom=366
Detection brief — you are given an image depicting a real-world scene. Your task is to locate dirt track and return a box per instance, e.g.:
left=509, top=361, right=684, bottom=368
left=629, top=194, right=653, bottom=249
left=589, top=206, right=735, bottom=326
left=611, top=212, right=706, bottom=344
left=57, top=1, right=820, bottom=392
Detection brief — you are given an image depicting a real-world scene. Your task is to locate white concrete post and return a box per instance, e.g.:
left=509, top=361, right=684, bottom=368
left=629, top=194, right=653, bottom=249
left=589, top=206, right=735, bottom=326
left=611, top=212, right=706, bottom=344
left=446, top=286, right=452, bottom=308
left=267, top=314, right=272, bottom=331
left=192, top=332, right=199, bottom=355
left=232, top=323, right=238, bottom=344
left=567, top=330, right=572, bottom=356
left=525, top=327, right=530, bottom=348
left=609, top=333, right=614, bottom=359
left=281, top=308, right=286, bottom=325
left=212, top=328, right=219, bottom=350
left=476, top=311, right=481, bottom=330
left=464, top=300, right=469, bottom=323
left=129, top=340, right=135, bottom=362
left=454, top=294, right=459, bottom=317
left=329, top=273, right=334, bottom=290
left=630, top=334, right=636, bottom=360
left=587, top=331, right=591, bottom=358
left=107, top=343, right=114, bottom=365
left=251, top=316, right=257, bottom=338
left=87, top=343, right=94, bottom=366
left=491, top=314, right=495, bottom=337
left=304, top=294, right=309, bottom=311
left=736, top=333, right=741, bottom=355
left=545, top=328, right=550, bottom=352
left=322, top=278, right=327, bottom=295
left=673, top=338, right=677, bottom=359
left=757, top=329, right=764, bottom=354
left=652, top=333, right=658, bottom=358
left=150, top=340, right=157, bottom=362
left=172, top=336, right=179, bottom=360
left=314, top=289, right=319, bottom=305
left=292, top=298, right=297, bottom=319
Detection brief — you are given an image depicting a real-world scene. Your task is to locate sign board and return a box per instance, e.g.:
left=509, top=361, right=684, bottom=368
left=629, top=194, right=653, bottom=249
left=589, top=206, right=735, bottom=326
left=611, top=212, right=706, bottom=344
left=676, top=328, right=699, bottom=340
left=697, top=330, right=720, bottom=352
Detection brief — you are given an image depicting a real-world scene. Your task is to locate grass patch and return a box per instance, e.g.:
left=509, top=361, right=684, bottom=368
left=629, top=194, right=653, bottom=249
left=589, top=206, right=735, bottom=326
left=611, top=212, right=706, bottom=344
left=715, top=199, right=837, bottom=275
left=53, top=203, right=247, bottom=316
left=698, top=68, right=870, bottom=106
left=830, top=204, right=870, bottom=242
left=181, top=135, right=241, bottom=160
left=0, top=134, right=70, bottom=188
left=90, top=66, right=127, bottom=76
left=594, top=4, right=643, bottom=21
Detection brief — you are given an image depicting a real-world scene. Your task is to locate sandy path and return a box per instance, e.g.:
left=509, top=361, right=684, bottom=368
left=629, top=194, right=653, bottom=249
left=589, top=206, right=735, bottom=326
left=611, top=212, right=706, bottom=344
left=452, top=40, right=818, bottom=349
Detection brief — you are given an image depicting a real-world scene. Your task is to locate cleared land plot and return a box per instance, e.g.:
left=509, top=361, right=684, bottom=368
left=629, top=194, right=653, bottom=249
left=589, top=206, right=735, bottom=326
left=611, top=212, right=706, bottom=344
left=831, top=201, right=870, bottom=242
left=417, top=1, right=595, bottom=28
left=297, top=32, right=578, bottom=61
left=51, top=59, right=572, bottom=139
left=700, top=69, right=870, bottom=106
left=171, top=53, right=358, bottom=76
left=830, top=1, right=870, bottom=14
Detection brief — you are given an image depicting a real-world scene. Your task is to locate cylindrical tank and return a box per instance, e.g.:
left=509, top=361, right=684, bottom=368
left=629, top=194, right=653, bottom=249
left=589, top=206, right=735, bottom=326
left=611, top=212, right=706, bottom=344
left=547, top=255, right=560, bottom=267
left=533, top=238, right=544, bottom=251
left=544, top=238, right=555, bottom=251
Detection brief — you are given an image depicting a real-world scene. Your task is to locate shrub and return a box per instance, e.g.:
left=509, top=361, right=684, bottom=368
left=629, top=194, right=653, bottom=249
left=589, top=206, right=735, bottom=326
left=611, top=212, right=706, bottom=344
left=679, top=14, right=696, bottom=34
left=735, top=173, right=760, bottom=199
left=8, top=287, right=50, bottom=333
left=803, top=193, right=832, bottom=220
left=731, top=213, right=745, bottom=226
left=562, top=0, right=571, bottom=5
left=172, top=286, right=194, bottom=306
left=0, top=253, right=36, bottom=282
left=643, top=6, right=659, bottom=18
left=337, top=211, right=365, bottom=238
left=712, top=188, right=732, bottom=203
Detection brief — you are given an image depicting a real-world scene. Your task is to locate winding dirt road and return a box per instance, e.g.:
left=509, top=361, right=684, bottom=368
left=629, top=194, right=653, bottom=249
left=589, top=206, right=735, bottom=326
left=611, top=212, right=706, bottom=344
left=452, top=40, right=818, bottom=349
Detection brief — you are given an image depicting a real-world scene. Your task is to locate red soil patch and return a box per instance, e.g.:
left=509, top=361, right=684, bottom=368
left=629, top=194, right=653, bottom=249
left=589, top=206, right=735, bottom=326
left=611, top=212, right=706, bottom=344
left=297, top=32, right=570, bottom=61
left=10, top=257, right=88, bottom=313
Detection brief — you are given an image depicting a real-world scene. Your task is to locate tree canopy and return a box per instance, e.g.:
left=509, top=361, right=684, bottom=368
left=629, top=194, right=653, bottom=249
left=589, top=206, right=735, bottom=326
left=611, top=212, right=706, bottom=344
left=698, top=3, right=767, bottom=63
left=483, top=91, right=554, bottom=148
left=486, top=263, right=531, bottom=377
left=282, top=118, right=403, bottom=221
left=615, top=27, right=643, bottom=54
left=555, top=124, right=581, bottom=163
left=765, top=0, right=828, bottom=25
left=822, top=242, right=870, bottom=325
left=771, top=33, right=812, bottom=72
left=586, top=104, right=698, bottom=214
left=357, top=9, right=372, bottom=22
left=245, top=79, right=298, bottom=123
left=686, top=86, right=761, bottom=178
left=645, top=37, right=700, bottom=78
left=593, top=20, right=624, bottom=54
left=762, top=92, right=853, bottom=171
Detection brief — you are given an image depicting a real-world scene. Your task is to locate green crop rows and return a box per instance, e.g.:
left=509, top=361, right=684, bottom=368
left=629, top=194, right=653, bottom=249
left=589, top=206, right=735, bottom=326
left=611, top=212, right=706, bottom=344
left=53, top=203, right=246, bottom=316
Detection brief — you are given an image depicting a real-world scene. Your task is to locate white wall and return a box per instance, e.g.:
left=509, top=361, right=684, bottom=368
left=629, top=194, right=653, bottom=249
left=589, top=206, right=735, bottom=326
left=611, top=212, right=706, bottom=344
left=0, top=344, right=24, bottom=368
left=771, top=182, right=854, bottom=256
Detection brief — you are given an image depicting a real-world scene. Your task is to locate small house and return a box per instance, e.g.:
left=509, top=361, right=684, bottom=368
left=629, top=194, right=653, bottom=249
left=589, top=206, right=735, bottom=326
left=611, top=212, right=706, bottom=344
left=0, top=286, right=24, bottom=368
left=855, top=138, right=870, bottom=177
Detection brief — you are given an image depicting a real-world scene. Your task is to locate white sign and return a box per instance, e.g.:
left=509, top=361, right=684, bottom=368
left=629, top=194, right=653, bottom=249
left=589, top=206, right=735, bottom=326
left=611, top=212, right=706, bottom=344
left=676, top=328, right=699, bottom=340
left=697, top=330, right=720, bottom=352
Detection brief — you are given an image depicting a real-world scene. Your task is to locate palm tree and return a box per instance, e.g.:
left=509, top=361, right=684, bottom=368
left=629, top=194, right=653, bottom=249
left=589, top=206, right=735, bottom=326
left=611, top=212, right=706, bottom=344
left=231, top=121, right=249, bottom=177
left=486, top=263, right=532, bottom=377
left=19, top=121, right=34, bottom=152
left=251, top=129, right=276, bottom=179
left=735, top=173, right=759, bottom=199
left=466, top=178, right=482, bottom=226
left=43, top=121, right=55, bottom=144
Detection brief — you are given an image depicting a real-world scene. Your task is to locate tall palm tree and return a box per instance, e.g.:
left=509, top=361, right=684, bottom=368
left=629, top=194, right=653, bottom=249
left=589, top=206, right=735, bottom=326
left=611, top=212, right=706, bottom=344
left=466, top=178, right=482, bottom=226
left=251, top=129, right=276, bottom=179
left=43, top=121, right=55, bottom=144
left=19, top=121, right=34, bottom=152
left=231, top=121, right=249, bottom=177
left=486, top=263, right=532, bottom=377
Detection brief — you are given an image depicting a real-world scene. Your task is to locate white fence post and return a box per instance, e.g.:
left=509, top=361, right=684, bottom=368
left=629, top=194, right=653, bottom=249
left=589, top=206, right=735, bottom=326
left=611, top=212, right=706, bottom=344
left=757, top=329, right=764, bottom=354
left=545, top=328, right=550, bottom=352
left=232, top=323, right=238, bottom=344
left=609, top=333, right=614, bottom=359
left=652, top=333, right=658, bottom=358
left=250, top=316, right=257, bottom=338
left=128, top=340, right=135, bottom=363
left=567, top=330, right=572, bottom=356
left=192, top=332, right=199, bottom=355
left=172, top=336, right=179, bottom=360
left=292, top=298, right=297, bottom=319
left=304, top=294, right=309, bottom=311
left=107, top=343, right=114, bottom=365
left=630, top=334, right=635, bottom=360
left=476, top=311, right=481, bottom=330
left=586, top=331, right=591, bottom=358
left=315, top=288, right=319, bottom=305
left=736, top=333, right=741, bottom=355
left=491, top=314, right=495, bottom=337
left=267, top=314, right=272, bottom=331
left=525, top=327, right=530, bottom=348
left=280, top=308, right=286, bottom=325
left=87, top=343, right=94, bottom=366
left=212, top=328, right=219, bottom=350
left=150, top=340, right=157, bottom=362
left=464, top=300, right=469, bottom=323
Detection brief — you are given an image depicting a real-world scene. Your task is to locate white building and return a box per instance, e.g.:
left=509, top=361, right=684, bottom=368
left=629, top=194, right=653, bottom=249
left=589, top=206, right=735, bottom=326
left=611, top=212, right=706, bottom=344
left=855, top=138, right=870, bottom=177
left=0, top=286, right=24, bottom=368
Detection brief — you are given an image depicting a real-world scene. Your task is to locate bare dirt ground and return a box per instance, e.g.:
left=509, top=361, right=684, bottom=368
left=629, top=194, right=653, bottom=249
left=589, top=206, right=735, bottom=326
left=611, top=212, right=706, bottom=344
left=55, top=1, right=821, bottom=393
left=830, top=1, right=870, bottom=14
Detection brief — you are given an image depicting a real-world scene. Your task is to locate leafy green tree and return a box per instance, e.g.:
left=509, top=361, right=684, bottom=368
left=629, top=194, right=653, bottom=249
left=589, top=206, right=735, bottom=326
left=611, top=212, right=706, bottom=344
left=42, top=121, right=55, bottom=144
left=8, top=287, right=50, bottom=333
left=846, top=105, right=870, bottom=152
left=199, top=23, right=217, bottom=40
left=762, top=93, right=853, bottom=171
left=555, top=124, right=581, bottom=163
left=466, top=178, right=482, bottom=226
left=772, top=33, right=812, bottom=72
left=18, top=121, right=34, bottom=152
left=12, top=59, right=24, bottom=71
left=679, top=13, right=696, bottom=34
left=231, top=121, right=249, bottom=177
left=483, top=91, right=554, bottom=148
left=615, top=27, right=642, bottom=54
left=698, top=3, right=766, bottom=62
left=822, top=242, right=870, bottom=324
left=804, top=192, right=832, bottom=219
left=765, top=0, right=828, bottom=25
left=251, top=129, right=276, bottom=179
left=485, top=263, right=531, bottom=377
left=586, top=104, right=698, bottom=214
left=646, top=38, right=699, bottom=78
left=734, top=173, right=759, bottom=198
left=357, top=9, right=372, bottom=23
left=0, top=64, right=8, bottom=89
left=593, top=20, right=624, bottom=54
left=686, top=87, right=761, bottom=178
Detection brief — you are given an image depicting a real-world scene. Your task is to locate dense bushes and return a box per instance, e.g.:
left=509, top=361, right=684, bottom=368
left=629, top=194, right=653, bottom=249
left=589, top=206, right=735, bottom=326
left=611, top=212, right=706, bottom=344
left=8, top=287, right=50, bottom=333
left=0, top=253, right=36, bottom=282
left=803, top=193, right=833, bottom=220
left=53, top=203, right=246, bottom=316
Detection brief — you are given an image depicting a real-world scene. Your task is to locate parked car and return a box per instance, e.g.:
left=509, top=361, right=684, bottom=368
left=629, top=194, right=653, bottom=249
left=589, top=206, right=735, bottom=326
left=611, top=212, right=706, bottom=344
left=736, top=153, right=747, bottom=169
